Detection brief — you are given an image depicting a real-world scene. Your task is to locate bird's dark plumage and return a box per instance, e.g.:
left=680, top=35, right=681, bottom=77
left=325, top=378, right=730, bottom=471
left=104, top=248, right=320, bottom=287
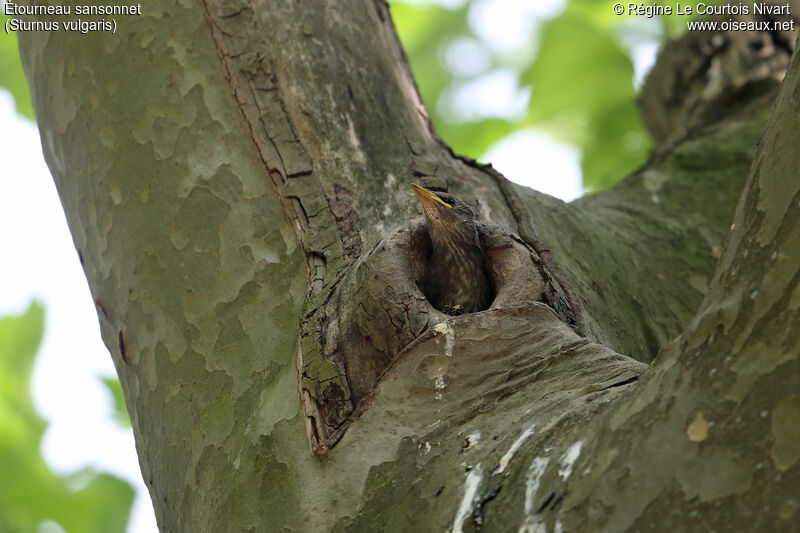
left=412, top=184, right=492, bottom=315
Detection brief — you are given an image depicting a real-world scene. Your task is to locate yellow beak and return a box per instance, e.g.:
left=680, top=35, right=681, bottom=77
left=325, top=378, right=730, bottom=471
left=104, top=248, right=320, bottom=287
left=411, top=183, right=452, bottom=210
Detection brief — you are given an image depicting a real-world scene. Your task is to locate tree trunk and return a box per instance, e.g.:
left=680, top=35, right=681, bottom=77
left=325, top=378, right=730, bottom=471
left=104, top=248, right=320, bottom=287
left=17, top=1, right=800, bottom=531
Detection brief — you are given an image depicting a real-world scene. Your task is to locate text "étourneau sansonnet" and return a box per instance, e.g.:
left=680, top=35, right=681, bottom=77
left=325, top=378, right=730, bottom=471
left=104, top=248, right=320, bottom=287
left=4, top=2, right=142, bottom=16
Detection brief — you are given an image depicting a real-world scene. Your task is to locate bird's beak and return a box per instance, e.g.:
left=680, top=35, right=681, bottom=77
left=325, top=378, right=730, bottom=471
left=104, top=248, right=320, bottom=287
left=412, top=183, right=452, bottom=212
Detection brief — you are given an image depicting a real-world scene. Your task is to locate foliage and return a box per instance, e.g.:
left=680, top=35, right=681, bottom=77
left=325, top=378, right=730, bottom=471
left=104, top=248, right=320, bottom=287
left=0, top=303, right=134, bottom=533
left=390, top=2, right=514, bottom=160
left=0, top=14, right=34, bottom=119
left=100, top=376, right=131, bottom=429
left=391, top=0, right=718, bottom=192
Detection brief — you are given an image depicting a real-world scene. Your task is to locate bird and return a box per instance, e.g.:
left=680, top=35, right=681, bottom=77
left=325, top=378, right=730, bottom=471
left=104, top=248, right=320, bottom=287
left=411, top=183, right=493, bottom=315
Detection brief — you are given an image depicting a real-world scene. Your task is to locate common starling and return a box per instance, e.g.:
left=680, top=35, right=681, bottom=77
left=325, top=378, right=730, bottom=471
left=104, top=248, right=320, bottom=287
left=412, top=183, right=493, bottom=315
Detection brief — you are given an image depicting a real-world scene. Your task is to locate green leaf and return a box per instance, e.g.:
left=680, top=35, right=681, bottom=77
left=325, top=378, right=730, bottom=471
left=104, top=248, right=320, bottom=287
left=436, top=117, right=512, bottom=162
left=0, top=303, right=134, bottom=533
left=391, top=2, right=468, bottom=110
left=0, top=15, right=34, bottom=120
left=392, top=1, right=657, bottom=192
left=580, top=102, right=653, bottom=191
left=391, top=2, right=515, bottom=159
left=0, top=302, right=44, bottom=408
left=100, top=376, right=131, bottom=429
left=523, top=13, right=635, bottom=125
left=521, top=11, right=650, bottom=191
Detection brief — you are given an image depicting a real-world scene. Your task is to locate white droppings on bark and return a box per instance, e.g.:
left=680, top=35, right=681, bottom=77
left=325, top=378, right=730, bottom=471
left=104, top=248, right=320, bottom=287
left=434, top=374, right=446, bottom=400
left=444, top=329, right=454, bottom=357
left=463, top=430, right=481, bottom=451
left=496, top=424, right=537, bottom=475
left=452, top=463, right=483, bottom=533
left=345, top=116, right=366, bottom=164
left=433, top=321, right=451, bottom=334
left=520, top=457, right=550, bottom=533
left=427, top=419, right=442, bottom=431
left=434, top=320, right=455, bottom=357
left=558, top=441, right=583, bottom=480
left=643, top=168, right=667, bottom=205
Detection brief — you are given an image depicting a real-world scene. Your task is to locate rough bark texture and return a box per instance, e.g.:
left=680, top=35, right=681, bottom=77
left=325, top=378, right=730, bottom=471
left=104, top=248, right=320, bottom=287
left=306, top=218, right=581, bottom=451
left=16, top=0, right=799, bottom=531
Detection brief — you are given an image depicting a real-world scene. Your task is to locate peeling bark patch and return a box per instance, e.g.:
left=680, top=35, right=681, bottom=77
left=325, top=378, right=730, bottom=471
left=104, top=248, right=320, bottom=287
left=201, top=395, right=235, bottom=446
left=729, top=339, right=795, bottom=401
left=755, top=148, right=800, bottom=248
left=675, top=448, right=752, bottom=501
left=172, top=187, right=230, bottom=254
left=131, top=98, right=198, bottom=160
left=452, top=463, right=483, bottom=533
left=686, top=411, right=709, bottom=442
left=770, top=396, right=800, bottom=471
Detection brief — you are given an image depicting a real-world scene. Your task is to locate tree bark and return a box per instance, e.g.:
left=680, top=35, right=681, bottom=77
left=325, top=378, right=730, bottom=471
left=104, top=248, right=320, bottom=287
left=17, top=1, right=800, bottom=531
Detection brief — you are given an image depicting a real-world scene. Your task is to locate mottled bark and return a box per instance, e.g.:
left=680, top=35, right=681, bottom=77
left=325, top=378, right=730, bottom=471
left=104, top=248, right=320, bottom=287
left=16, top=0, right=799, bottom=531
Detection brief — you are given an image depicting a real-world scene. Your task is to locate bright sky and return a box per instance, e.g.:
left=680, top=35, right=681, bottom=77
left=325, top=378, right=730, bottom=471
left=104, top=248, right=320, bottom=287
left=0, top=2, right=658, bottom=531
left=0, top=91, right=159, bottom=533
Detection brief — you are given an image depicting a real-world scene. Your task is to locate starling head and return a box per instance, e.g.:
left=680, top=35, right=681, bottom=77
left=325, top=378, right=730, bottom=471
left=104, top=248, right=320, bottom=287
left=411, top=183, right=481, bottom=251
left=412, top=184, right=492, bottom=314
